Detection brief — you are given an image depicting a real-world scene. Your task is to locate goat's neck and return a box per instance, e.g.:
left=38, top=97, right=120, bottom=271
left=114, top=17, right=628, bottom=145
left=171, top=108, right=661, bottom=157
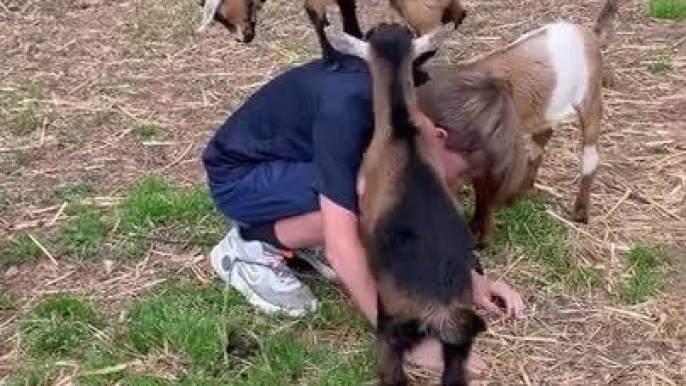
left=367, top=60, right=419, bottom=142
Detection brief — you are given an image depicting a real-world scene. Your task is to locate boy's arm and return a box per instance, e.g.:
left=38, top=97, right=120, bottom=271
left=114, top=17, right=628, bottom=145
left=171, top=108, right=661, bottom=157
left=319, top=194, right=378, bottom=325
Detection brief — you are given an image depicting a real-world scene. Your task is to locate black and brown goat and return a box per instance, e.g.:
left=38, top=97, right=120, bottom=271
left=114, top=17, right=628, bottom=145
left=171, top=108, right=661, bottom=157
left=419, top=0, right=620, bottom=248
left=198, top=0, right=467, bottom=68
left=325, top=23, right=485, bottom=386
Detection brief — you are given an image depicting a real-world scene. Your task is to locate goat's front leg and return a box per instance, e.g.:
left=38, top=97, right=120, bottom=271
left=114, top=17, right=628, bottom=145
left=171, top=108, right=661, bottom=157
left=522, top=127, right=553, bottom=191
left=470, top=177, right=494, bottom=250
left=336, top=0, right=363, bottom=37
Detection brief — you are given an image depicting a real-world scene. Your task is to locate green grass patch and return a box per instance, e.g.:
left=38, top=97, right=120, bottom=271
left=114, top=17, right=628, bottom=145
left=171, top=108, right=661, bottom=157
left=1, top=84, right=44, bottom=137
left=486, top=197, right=603, bottom=289
left=118, top=177, right=217, bottom=233
left=648, top=57, right=673, bottom=73
left=55, top=205, right=109, bottom=259
left=21, top=294, right=103, bottom=359
left=647, top=0, right=686, bottom=20
left=0, top=291, right=19, bottom=311
left=619, top=245, right=667, bottom=304
left=0, top=234, right=43, bottom=267
left=4, top=361, right=57, bottom=386
left=52, top=181, right=95, bottom=203
left=132, top=123, right=162, bottom=139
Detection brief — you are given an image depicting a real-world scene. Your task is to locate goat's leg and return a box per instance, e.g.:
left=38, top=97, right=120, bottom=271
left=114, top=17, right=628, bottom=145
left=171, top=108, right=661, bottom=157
left=377, top=299, right=423, bottom=386
left=305, top=7, right=340, bottom=71
left=522, top=126, right=553, bottom=191
left=441, top=340, right=477, bottom=386
left=572, top=105, right=600, bottom=223
left=336, top=0, right=363, bottom=37
left=470, top=177, right=495, bottom=250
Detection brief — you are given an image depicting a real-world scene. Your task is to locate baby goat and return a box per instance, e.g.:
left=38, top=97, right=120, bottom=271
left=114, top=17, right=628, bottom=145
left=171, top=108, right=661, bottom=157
left=326, top=23, right=486, bottom=386
left=198, top=0, right=467, bottom=68
left=427, top=0, right=620, bottom=247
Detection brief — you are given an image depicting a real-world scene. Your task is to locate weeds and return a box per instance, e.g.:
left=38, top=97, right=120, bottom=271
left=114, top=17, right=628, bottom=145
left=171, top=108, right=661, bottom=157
left=21, top=294, right=102, bottom=358
left=648, top=0, right=686, bottom=20
left=619, top=245, right=667, bottom=304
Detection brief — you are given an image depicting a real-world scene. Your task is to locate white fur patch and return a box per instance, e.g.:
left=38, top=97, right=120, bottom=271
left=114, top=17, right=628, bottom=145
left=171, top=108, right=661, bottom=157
left=543, top=22, right=589, bottom=122
left=581, top=144, right=598, bottom=175
left=198, top=0, right=222, bottom=32
left=326, top=31, right=369, bottom=60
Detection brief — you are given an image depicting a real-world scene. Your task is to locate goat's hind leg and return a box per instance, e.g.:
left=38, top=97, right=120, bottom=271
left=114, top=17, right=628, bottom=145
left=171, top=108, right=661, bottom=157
left=572, top=104, right=600, bottom=223
left=440, top=310, right=487, bottom=386
left=377, top=301, right=423, bottom=386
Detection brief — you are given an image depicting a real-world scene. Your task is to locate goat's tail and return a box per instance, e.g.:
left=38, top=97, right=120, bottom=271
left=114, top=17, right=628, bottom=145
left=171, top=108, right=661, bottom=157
left=593, top=0, right=620, bottom=49
left=198, top=0, right=221, bottom=32
left=423, top=304, right=487, bottom=345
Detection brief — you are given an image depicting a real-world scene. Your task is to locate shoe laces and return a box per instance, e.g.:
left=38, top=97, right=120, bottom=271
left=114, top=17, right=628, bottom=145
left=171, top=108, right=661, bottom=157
left=231, top=249, right=297, bottom=285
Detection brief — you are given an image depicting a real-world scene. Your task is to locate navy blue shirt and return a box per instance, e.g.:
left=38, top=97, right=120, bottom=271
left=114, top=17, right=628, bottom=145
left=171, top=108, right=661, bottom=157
left=202, top=55, right=373, bottom=213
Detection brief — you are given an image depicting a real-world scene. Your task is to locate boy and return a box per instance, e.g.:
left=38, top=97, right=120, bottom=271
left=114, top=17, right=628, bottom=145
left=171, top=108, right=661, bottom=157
left=202, top=54, right=524, bottom=374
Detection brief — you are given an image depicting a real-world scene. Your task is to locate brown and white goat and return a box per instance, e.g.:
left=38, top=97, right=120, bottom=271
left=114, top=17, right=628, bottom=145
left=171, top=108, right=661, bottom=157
left=198, top=0, right=467, bottom=68
left=325, top=23, right=485, bottom=386
left=423, top=0, right=620, bottom=248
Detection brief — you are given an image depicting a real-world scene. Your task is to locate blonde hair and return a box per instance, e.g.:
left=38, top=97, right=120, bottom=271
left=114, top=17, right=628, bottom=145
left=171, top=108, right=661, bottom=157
left=417, top=69, right=528, bottom=202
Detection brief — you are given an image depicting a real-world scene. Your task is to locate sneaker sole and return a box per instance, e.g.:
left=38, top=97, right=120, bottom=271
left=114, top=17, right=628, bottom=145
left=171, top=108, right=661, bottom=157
left=297, top=254, right=337, bottom=281
left=209, top=245, right=317, bottom=318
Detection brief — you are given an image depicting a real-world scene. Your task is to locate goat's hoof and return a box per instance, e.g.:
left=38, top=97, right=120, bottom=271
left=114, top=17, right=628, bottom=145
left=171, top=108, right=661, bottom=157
left=571, top=207, right=589, bottom=224
left=324, top=59, right=340, bottom=71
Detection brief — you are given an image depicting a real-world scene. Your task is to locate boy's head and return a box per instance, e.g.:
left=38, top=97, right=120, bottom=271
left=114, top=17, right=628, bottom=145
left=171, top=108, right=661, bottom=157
left=416, top=69, right=528, bottom=201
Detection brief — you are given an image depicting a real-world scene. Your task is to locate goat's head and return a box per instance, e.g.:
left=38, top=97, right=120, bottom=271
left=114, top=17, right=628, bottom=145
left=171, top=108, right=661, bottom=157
left=198, top=0, right=266, bottom=43
left=441, top=0, right=467, bottom=29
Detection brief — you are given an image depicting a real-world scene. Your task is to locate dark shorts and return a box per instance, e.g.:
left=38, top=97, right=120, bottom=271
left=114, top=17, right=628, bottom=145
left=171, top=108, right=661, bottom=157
left=208, top=161, right=320, bottom=228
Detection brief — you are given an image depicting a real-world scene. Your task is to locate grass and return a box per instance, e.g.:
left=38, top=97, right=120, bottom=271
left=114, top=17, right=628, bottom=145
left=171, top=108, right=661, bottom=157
left=130, top=0, right=200, bottom=47
left=648, top=57, right=673, bottom=73
left=53, top=181, right=95, bottom=203
left=486, top=196, right=600, bottom=288
left=647, top=0, right=686, bottom=20
left=118, top=177, right=217, bottom=231
left=39, top=279, right=375, bottom=385
left=0, top=291, right=19, bottom=310
left=55, top=205, right=109, bottom=259
left=0, top=234, right=43, bottom=267
left=132, top=123, right=162, bottom=139
left=21, top=294, right=103, bottom=358
left=619, top=245, right=668, bottom=304
left=1, top=85, right=44, bottom=137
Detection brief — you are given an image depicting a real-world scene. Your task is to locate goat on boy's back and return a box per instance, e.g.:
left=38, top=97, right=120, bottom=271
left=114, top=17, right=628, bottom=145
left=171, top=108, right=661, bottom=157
left=325, top=23, right=487, bottom=386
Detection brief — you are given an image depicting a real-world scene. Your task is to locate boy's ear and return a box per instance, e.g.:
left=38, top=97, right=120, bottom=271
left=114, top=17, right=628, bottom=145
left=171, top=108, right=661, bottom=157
left=324, top=29, right=369, bottom=60
left=436, top=127, right=448, bottom=139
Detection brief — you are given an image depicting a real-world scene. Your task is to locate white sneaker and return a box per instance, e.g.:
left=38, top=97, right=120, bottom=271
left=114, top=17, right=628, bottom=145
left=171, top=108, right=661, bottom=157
left=209, top=227, right=318, bottom=317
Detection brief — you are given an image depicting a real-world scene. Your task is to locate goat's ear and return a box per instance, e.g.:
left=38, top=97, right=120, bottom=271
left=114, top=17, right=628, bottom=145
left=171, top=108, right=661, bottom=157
left=412, top=24, right=452, bottom=60
left=324, top=29, right=369, bottom=60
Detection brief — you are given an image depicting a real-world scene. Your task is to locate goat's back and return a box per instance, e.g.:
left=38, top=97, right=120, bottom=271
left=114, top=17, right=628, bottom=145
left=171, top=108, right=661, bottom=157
left=365, top=152, right=477, bottom=305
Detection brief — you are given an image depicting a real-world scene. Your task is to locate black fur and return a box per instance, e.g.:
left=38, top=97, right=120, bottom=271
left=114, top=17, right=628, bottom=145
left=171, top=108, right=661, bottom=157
left=371, top=154, right=478, bottom=303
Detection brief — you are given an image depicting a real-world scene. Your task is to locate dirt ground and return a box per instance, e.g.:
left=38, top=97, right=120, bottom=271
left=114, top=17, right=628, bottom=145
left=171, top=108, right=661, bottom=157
left=1, top=0, right=685, bottom=384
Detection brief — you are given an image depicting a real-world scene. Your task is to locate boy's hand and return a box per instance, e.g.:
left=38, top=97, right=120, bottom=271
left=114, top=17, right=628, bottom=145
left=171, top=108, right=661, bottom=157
left=471, top=271, right=525, bottom=319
